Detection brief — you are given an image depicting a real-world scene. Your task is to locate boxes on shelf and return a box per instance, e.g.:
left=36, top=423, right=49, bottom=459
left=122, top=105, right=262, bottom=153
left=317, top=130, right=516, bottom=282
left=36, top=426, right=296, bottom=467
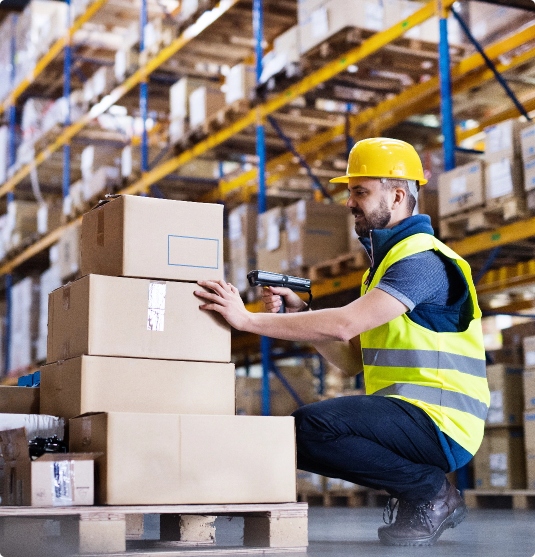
left=256, top=207, right=289, bottom=274
left=523, top=336, right=535, bottom=410
left=501, top=321, right=535, bottom=365
left=35, top=265, right=62, bottom=362
left=189, top=85, right=225, bottom=128
left=41, top=356, right=236, bottom=422
left=473, top=427, right=526, bottom=490
left=299, top=0, right=385, bottom=55
left=83, top=67, right=115, bottom=105
left=3, top=200, right=39, bottom=251
left=225, top=64, right=256, bottom=105
left=37, top=199, right=63, bottom=235
left=56, top=221, right=81, bottom=280
left=0, top=126, right=8, bottom=185
left=82, top=166, right=121, bottom=201
left=0, top=386, right=40, bottom=414
left=438, top=161, right=485, bottom=217
left=80, top=145, right=121, bottom=181
left=228, top=204, right=257, bottom=293
left=46, top=274, right=231, bottom=363
left=285, top=200, right=349, bottom=271
left=486, top=364, right=524, bottom=428
left=115, top=46, right=139, bottom=83
left=10, top=277, right=39, bottom=372
left=524, top=411, right=535, bottom=489
left=80, top=195, right=224, bottom=282
left=69, top=412, right=297, bottom=505
left=170, top=76, right=207, bottom=120
left=484, top=152, right=523, bottom=204
left=169, top=117, right=187, bottom=144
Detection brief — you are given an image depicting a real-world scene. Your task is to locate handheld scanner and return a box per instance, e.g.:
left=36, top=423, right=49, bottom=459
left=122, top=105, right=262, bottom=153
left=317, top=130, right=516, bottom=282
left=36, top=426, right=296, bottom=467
left=247, top=270, right=312, bottom=314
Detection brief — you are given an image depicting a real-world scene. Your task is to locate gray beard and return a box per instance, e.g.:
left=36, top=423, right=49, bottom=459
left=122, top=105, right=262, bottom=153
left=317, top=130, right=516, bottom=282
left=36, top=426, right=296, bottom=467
left=353, top=197, right=391, bottom=237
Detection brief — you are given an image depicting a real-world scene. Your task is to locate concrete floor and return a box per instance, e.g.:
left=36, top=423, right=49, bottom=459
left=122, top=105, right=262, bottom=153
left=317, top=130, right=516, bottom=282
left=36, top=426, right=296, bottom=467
left=144, top=506, right=535, bottom=556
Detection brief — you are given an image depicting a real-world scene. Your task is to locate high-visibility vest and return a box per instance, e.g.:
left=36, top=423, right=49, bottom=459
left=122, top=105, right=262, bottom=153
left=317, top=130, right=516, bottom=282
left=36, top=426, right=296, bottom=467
left=360, top=233, right=489, bottom=455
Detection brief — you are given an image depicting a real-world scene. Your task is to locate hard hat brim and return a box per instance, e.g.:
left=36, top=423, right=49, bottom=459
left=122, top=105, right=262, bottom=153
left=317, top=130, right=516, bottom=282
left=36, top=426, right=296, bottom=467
left=329, top=173, right=428, bottom=185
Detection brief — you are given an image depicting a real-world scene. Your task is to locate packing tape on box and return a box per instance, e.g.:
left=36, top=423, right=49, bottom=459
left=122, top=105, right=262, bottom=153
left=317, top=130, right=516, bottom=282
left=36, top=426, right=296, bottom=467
left=147, top=281, right=166, bottom=332
left=97, top=209, right=105, bottom=246
left=62, top=286, right=70, bottom=310
left=81, top=417, right=91, bottom=448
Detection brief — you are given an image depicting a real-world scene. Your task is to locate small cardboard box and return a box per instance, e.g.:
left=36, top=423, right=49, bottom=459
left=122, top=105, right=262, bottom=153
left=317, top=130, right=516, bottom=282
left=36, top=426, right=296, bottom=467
left=0, top=427, right=97, bottom=506
left=81, top=195, right=224, bottom=282
left=438, top=161, right=484, bottom=217
left=0, top=386, right=39, bottom=414
left=484, top=153, right=523, bottom=201
left=473, top=428, right=525, bottom=490
left=486, top=364, right=524, bottom=427
left=524, top=411, right=535, bottom=489
left=41, top=355, right=236, bottom=422
left=47, top=274, right=231, bottom=363
left=69, top=412, right=297, bottom=505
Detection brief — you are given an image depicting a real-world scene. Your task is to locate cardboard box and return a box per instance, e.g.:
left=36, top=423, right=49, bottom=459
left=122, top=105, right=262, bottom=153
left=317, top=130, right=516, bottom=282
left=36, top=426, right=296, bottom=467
left=37, top=200, right=63, bottom=235
left=229, top=204, right=257, bottom=292
left=47, top=274, right=231, bottom=363
left=524, top=411, right=535, bottom=489
left=189, top=86, right=225, bottom=128
left=169, top=76, right=206, bottom=119
left=520, top=124, right=535, bottom=162
left=484, top=119, right=525, bottom=158
left=484, top=153, right=523, bottom=202
left=473, top=428, right=526, bottom=490
left=285, top=200, right=349, bottom=270
left=438, top=161, right=485, bottom=217
left=225, top=63, right=256, bottom=105
left=5, top=200, right=39, bottom=250
left=0, top=427, right=97, bottom=506
left=501, top=322, right=535, bottom=365
left=0, top=386, right=39, bottom=414
left=523, top=157, right=535, bottom=193
left=36, top=265, right=62, bottom=362
left=69, top=412, right=297, bottom=505
left=256, top=207, right=289, bottom=273
left=57, top=221, right=81, bottom=280
left=41, top=356, right=236, bottom=422
left=81, top=195, right=224, bottom=282
left=10, top=276, right=39, bottom=372
left=486, top=364, right=524, bottom=427
left=273, top=25, right=300, bottom=65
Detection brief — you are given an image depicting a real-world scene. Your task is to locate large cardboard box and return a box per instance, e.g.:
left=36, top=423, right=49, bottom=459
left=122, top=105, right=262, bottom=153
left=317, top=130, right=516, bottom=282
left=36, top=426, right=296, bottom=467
left=225, top=63, right=256, bottom=105
left=501, top=322, right=535, bottom=365
left=484, top=153, right=523, bottom=202
left=520, top=124, right=535, bottom=162
left=81, top=195, right=224, bottom=282
left=169, top=76, right=206, bottom=120
left=0, top=386, right=39, bottom=414
left=524, top=369, right=535, bottom=411
left=229, top=204, right=257, bottom=293
left=486, top=364, right=524, bottom=428
left=523, top=157, right=535, bottom=193
left=189, top=86, right=225, bottom=128
left=524, top=411, right=535, bottom=489
left=285, top=200, right=349, bottom=270
left=473, top=428, right=526, bottom=490
left=69, top=412, right=297, bottom=505
left=47, top=275, right=231, bottom=363
left=484, top=120, right=525, bottom=159
left=41, top=356, right=236, bottom=422
left=438, top=161, right=485, bottom=217
left=257, top=208, right=289, bottom=274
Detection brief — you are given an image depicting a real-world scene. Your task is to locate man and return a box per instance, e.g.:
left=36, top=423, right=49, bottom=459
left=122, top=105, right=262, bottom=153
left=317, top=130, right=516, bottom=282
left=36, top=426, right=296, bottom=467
left=195, top=137, right=489, bottom=547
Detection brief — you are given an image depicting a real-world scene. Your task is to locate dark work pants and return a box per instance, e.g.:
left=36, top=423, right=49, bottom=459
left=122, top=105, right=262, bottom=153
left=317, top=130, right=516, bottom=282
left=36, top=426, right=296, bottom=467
left=292, top=395, right=449, bottom=503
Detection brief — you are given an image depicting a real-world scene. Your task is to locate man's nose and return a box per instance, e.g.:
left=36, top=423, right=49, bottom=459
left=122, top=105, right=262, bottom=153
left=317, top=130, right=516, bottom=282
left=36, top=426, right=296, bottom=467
left=346, top=195, right=356, bottom=209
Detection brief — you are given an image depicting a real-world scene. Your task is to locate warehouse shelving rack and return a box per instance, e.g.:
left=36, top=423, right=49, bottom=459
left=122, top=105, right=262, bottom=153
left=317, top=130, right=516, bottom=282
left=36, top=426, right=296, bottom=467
left=1, top=0, right=535, bottom=412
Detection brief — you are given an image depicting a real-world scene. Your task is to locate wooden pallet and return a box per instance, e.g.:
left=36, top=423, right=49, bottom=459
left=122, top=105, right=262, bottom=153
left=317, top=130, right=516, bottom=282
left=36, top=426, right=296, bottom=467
left=439, top=198, right=528, bottom=241
left=464, top=489, right=535, bottom=510
left=309, top=251, right=369, bottom=282
left=298, top=488, right=388, bottom=508
left=0, top=502, right=308, bottom=557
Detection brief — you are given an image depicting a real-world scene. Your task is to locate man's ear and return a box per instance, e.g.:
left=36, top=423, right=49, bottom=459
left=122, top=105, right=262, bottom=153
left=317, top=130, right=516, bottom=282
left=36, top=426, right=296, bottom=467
left=391, top=185, right=406, bottom=210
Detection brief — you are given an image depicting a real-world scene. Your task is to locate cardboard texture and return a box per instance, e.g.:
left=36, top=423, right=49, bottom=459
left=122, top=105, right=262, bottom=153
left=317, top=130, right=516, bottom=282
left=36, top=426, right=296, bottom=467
left=524, top=156, right=535, bottom=192
left=473, top=428, right=526, bottom=490
left=0, top=428, right=31, bottom=505
left=69, top=412, right=297, bottom=505
left=257, top=231, right=290, bottom=274
left=501, top=322, right=535, bottom=365
left=41, top=356, right=236, bottom=422
left=189, top=86, right=225, bottom=128
left=0, top=386, right=39, bottom=414
left=57, top=221, right=81, bottom=280
left=524, top=368, right=535, bottom=411
left=10, top=276, right=39, bottom=371
left=524, top=411, right=535, bottom=489
left=484, top=153, right=523, bottom=201
left=485, top=364, right=524, bottom=427
left=521, top=124, right=535, bottom=162
left=47, top=274, right=231, bottom=363
left=229, top=204, right=257, bottom=293
left=438, top=161, right=484, bottom=217
left=81, top=196, right=224, bottom=282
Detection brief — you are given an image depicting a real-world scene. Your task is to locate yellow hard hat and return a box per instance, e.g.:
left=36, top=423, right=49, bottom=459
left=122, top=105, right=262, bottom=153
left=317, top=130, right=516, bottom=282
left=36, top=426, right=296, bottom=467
left=330, top=137, right=428, bottom=185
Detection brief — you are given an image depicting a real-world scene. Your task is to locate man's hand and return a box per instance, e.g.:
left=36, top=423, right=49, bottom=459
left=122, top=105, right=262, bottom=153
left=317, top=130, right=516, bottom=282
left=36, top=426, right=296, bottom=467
left=195, top=280, right=252, bottom=331
left=262, top=286, right=307, bottom=313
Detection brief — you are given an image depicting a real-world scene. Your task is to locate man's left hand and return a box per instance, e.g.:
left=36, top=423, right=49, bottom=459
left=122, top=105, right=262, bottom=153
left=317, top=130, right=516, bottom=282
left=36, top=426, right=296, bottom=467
left=195, top=280, right=251, bottom=331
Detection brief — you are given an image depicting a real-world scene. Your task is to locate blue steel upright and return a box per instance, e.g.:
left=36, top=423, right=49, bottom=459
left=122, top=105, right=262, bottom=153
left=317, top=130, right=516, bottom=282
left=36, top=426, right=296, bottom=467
left=253, top=0, right=271, bottom=415
left=438, top=13, right=455, bottom=172
left=63, top=0, right=72, bottom=199
left=140, top=0, right=149, bottom=174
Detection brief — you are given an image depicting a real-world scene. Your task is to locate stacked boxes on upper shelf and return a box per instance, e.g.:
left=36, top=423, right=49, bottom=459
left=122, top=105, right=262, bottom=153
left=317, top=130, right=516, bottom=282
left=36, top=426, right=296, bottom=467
left=520, top=123, right=535, bottom=211
left=39, top=195, right=297, bottom=506
left=228, top=204, right=257, bottom=294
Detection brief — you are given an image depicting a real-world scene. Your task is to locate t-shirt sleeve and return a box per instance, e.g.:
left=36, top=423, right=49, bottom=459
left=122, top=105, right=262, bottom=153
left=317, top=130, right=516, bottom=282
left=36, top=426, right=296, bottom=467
left=375, top=251, right=458, bottom=312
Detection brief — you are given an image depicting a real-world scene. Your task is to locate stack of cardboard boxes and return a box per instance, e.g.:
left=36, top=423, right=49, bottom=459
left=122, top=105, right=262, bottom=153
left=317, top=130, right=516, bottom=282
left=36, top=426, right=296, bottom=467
left=40, top=195, right=297, bottom=505
left=522, top=336, right=535, bottom=490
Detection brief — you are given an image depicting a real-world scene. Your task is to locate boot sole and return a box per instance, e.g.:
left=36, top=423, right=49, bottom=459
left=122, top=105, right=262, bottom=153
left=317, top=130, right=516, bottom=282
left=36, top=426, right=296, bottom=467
left=378, top=501, right=468, bottom=547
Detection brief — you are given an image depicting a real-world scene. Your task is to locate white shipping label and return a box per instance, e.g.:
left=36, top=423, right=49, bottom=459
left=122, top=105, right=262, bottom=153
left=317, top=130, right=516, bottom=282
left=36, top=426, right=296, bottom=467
left=365, top=3, right=384, bottom=31
left=288, top=224, right=300, bottom=243
left=489, top=159, right=513, bottom=199
left=490, top=452, right=508, bottom=472
left=450, top=176, right=467, bottom=195
left=526, top=351, right=535, bottom=367
left=311, top=7, right=329, bottom=39
left=266, top=218, right=280, bottom=251
left=147, top=282, right=166, bottom=332
left=51, top=461, right=73, bottom=506
left=487, top=390, right=504, bottom=424
left=296, top=199, right=306, bottom=222
left=37, top=205, right=48, bottom=235
left=229, top=213, right=242, bottom=241
left=490, top=472, right=508, bottom=488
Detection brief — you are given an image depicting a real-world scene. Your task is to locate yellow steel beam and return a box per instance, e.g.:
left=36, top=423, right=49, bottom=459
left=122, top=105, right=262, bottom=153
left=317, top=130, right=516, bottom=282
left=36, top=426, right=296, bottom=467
left=125, top=0, right=456, bottom=196
left=0, top=0, right=111, bottom=117
left=207, top=24, right=535, bottom=203
left=0, top=0, right=241, bottom=200
left=476, top=259, right=535, bottom=297
left=448, top=216, right=535, bottom=258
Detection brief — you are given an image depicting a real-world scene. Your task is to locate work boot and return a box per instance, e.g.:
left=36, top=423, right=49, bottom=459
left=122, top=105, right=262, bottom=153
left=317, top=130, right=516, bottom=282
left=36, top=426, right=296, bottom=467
left=377, top=478, right=467, bottom=546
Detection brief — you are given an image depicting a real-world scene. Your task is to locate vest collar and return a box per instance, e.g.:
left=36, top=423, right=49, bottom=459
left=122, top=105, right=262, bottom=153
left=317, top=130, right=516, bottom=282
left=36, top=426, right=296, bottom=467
left=359, top=214, right=434, bottom=271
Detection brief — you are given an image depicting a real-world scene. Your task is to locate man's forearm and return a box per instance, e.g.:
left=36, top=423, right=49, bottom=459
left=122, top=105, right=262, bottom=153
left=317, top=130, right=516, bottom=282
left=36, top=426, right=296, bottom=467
left=312, top=339, right=363, bottom=377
